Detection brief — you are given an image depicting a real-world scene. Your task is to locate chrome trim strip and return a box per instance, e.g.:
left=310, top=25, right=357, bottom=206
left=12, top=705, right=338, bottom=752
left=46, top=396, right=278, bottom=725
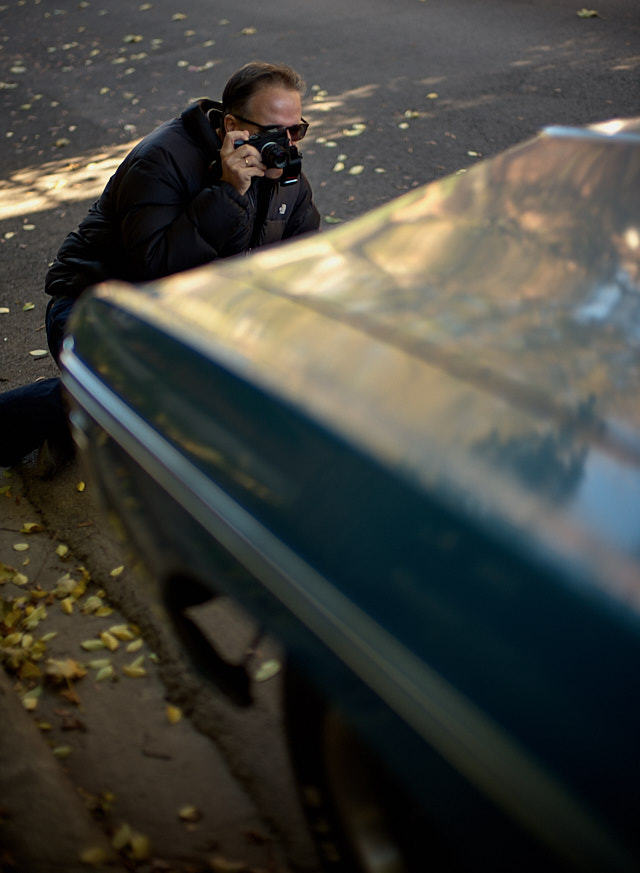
left=543, top=124, right=640, bottom=144
left=60, top=341, right=635, bottom=872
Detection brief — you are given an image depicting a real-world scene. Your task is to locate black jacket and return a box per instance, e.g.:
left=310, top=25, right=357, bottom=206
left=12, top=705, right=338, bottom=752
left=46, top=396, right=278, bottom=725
left=45, top=100, right=320, bottom=299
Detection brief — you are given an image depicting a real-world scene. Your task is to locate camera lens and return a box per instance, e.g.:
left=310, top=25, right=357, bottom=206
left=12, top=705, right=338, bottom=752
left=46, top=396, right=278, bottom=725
left=261, top=142, right=288, bottom=169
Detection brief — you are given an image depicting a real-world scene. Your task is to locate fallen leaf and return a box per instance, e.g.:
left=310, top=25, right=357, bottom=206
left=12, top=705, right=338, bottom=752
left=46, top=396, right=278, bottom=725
left=166, top=704, right=182, bottom=724
left=95, top=664, right=114, bottom=682
left=22, top=302, right=35, bottom=311
left=99, top=631, right=119, bottom=651
left=76, top=481, right=86, bottom=492
left=112, top=823, right=132, bottom=850
left=81, top=638, right=106, bottom=651
left=56, top=544, right=69, bottom=558
left=129, top=831, right=150, bottom=860
left=254, top=659, right=281, bottom=682
left=108, top=624, right=135, bottom=641
left=110, top=565, right=124, bottom=577
left=81, top=595, right=103, bottom=614
left=577, top=7, right=600, bottom=17
left=78, top=846, right=109, bottom=865
left=21, top=522, right=43, bottom=534
left=52, top=745, right=72, bottom=758
left=87, top=658, right=111, bottom=669
left=348, top=165, right=365, bottom=175
left=21, top=686, right=42, bottom=711
left=178, top=804, right=201, bottom=821
left=13, top=543, right=29, bottom=552
left=122, top=664, right=147, bottom=678
left=45, top=657, right=87, bottom=682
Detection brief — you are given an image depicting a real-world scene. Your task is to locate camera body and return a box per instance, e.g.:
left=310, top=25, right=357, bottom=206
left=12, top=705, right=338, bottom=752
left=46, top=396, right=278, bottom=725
left=234, top=128, right=302, bottom=186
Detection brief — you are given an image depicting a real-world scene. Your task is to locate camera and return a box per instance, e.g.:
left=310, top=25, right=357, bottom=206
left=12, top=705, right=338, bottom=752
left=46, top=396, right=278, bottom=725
left=234, top=128, right=302, bottom=186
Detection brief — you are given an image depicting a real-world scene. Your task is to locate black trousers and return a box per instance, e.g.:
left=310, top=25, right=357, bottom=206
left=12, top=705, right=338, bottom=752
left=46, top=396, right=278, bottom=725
left=0, top=296, right=75, bottom=466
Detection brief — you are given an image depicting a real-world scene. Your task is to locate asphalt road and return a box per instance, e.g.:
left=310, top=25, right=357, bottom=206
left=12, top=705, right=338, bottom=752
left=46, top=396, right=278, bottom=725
left=1, top=1, right=639, bottom=870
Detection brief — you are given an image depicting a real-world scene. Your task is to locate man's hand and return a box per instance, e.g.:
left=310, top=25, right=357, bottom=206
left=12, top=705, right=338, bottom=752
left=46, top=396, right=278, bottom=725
left=219, top=130, right=266, bottom=196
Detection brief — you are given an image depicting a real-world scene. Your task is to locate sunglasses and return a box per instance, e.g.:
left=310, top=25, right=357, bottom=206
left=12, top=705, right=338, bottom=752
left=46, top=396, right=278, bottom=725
left=230, top=114, right=310, bottom=142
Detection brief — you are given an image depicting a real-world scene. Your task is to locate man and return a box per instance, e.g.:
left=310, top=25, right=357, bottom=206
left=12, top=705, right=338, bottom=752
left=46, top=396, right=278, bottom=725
left=0, top=61, right=320, bottom=471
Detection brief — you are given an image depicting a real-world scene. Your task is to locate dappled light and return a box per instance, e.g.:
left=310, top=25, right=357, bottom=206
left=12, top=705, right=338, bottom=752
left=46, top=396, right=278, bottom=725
left=0, top=141, right=138, bottom=221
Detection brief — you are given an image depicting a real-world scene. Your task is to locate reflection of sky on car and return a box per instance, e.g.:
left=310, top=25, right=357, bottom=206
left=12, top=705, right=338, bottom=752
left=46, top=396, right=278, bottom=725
left=572, top=449, right=640, bottom=559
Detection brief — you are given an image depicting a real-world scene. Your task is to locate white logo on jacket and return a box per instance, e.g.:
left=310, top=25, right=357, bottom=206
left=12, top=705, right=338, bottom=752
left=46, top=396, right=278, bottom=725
left=278, top=204, right=287, bottom=215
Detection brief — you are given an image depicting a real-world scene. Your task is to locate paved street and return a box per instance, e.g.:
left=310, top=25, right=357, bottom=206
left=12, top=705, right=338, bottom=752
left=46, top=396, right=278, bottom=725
left=1, top=0, right=639, bottom=870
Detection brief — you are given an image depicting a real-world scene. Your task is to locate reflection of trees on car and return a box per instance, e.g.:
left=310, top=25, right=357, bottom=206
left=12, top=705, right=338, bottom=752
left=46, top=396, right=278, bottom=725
left=472, top=426, right=588, bottom=505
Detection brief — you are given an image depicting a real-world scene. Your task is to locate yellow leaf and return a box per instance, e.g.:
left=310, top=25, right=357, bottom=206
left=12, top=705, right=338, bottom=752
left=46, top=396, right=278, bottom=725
left=129, top=831, right=150, bottom=860
left=61, top=597, right=74, bottom=615
left=45, top=657, right=87, bottom=682
left=56, top=544, right=69, bottom=558
left=87, top=658, right=111, bottom=669
left=18, top=661, right=42, bottom=681
left=112, top=822, right=132, bottom=850
left=122, top=664, right=147, bottom=678
left=3, top=631, right=22, bottom=646
left=21, top=522, right=43, bottom=533
left=99, top=631, right=119, bottom=651
left=29, top=349, right=49, bottom=357
left=23, top=302, right=35, bottom=311
left=79, top=846, right=109, bottom=865
left=108, top=624, right=135, bottom=641
left=52, top=745, right=72, bottom=758
left=13, top=543, right=29, bottom=552
left=166, top=704, right=182, bottom=724
left=76, top=481, right=86, bottom=492
left=21, top=686, right=42, bottom=710
left=81, top=595, right=103, bottom=614
left=348, top=165, right=365, bottom=175
left=110, top=565, right=124, bottom=577
left=178, top=804, right=201, bottom=821
left=126, top=638, right=143, bottom=653
left=254, top=659, right=281, bottom=682
left=81, top=638, right=106, bottom=651
left=95, top=665, right=114, bottom=682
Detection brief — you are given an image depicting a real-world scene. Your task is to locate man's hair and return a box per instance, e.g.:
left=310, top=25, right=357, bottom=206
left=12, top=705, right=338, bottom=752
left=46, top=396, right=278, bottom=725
left=222, top=62, right=306, bottom=116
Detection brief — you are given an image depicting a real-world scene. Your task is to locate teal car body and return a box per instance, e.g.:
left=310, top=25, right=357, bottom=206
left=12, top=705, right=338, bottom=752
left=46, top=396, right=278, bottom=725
left=61, top=119, right=640, bottom=872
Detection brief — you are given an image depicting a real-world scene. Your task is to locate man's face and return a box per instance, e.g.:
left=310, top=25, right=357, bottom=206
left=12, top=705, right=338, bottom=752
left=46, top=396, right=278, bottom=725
left=225, top=86, right=303, bottom=147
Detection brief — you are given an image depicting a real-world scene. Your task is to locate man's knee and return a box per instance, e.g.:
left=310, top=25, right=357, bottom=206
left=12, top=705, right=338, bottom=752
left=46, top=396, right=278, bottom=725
left=45, top=296, right=76, bottom=363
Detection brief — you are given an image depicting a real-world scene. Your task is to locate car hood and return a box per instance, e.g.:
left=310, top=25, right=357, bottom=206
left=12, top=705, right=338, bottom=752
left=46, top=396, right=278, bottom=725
left=70, top=119, right=640, bottom=606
